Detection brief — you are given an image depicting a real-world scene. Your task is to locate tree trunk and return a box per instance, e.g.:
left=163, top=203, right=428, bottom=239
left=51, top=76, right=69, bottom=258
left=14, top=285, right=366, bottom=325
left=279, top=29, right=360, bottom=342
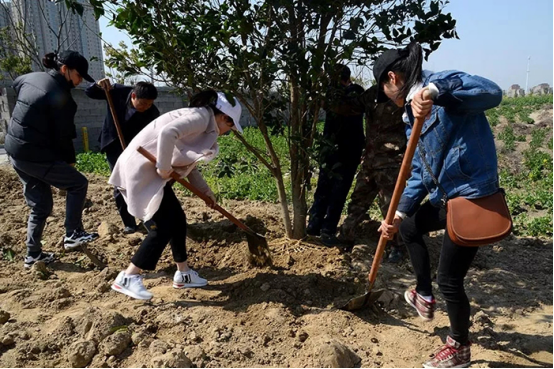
left=289, top=75, right=307, bottom=239
left=234, top=116, right=294, bottom=239
left=254, top=121, right=293, bottom=238
left=273, top=165, right=293, bottom=238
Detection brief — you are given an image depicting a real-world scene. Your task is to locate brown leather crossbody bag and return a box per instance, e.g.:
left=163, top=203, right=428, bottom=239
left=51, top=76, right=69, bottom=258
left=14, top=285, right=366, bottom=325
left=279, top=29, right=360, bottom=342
left=418, top=144, right=513, bottom=247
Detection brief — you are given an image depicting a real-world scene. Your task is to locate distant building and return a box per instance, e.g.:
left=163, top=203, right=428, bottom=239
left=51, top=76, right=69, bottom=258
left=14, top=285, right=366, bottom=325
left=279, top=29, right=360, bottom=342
left=0, top=2, right=10, bottom=28
left=530, top=83, right=552, bottom=96
left=506, top=84, right=525, bottom=98
left=8, top=0, right=104, bottom=80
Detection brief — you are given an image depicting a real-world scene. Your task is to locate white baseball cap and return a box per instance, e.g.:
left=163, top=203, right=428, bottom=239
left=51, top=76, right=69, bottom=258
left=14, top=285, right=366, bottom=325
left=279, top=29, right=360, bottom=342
left=215, top=92, right=243, bottom=133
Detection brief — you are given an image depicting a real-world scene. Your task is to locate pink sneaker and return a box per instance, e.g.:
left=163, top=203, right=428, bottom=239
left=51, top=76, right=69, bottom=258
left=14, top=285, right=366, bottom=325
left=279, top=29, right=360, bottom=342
left=404, top=289, right=436, bottom=321
left=423, top=336, right=471, bottom=368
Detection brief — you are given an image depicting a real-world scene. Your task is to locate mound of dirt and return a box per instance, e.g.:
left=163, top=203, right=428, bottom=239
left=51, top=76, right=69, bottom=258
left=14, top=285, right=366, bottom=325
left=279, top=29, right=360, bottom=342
left=0, top=165, right=551, bottom=368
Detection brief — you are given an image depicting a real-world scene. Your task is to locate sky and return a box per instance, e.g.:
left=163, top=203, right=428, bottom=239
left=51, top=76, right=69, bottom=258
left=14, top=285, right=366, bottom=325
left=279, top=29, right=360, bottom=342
left=99, top=0, right=553, bottom=91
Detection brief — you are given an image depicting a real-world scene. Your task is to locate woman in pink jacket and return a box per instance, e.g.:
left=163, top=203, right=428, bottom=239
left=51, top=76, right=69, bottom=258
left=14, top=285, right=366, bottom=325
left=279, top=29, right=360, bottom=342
left=109, top=91, right=242, bottom=300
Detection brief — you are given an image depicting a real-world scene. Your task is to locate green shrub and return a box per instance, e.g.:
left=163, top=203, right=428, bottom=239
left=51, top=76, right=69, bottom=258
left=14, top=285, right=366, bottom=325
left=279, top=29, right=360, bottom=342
left=526, top=216, right=553, bottom=237
left=497, top=125, right=516, bottom=151
left=530, top=128, right=547, bottom=150
left=523, top=148, right=552, bottom=181
left=75, top=152, right=110, bottom=177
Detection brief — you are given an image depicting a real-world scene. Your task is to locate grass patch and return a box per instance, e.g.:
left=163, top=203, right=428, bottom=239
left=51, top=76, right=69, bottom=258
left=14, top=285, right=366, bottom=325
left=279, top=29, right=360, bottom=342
left=75, top=152, right=110, bottom=177
left=486, top=94, right=552, bottom=126
left=497, top=123, right=526, bottom=151
left=530, top=128, right=547, bottom=150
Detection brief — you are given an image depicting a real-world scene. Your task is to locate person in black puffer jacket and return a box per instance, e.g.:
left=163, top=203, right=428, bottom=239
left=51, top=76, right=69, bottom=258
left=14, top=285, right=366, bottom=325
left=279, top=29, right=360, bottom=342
left=5, top=50, right=99, bottom=269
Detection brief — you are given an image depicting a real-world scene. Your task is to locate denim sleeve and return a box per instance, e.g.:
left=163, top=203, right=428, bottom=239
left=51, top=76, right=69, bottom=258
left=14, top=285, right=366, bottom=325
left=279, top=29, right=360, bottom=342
left=397, top=154, right=428, bottom=216
left=429, top=71, right=502, bottom=114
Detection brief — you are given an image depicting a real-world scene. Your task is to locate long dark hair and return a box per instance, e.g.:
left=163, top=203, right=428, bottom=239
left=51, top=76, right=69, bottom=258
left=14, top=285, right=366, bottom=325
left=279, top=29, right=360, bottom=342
left=383, top=41, right=423, bottom=100
left=42, top=52, right=60, bottom=70
left=188, top=89, right=224, bottom=115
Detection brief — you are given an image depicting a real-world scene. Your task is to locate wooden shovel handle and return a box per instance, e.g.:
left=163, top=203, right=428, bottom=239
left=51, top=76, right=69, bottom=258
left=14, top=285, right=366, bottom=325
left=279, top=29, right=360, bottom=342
left=100, top=79, right=127, bottom=149
left=136, top=146, right=257, bottom=236
left=368, top=116, right=425, bottom=287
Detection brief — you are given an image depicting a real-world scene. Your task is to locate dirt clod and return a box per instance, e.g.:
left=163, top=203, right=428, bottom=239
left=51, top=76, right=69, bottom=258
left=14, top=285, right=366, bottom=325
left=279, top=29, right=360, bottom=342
left=0, top=309, right=11, bottom=324
left=67, top=340, right=97, bottom=368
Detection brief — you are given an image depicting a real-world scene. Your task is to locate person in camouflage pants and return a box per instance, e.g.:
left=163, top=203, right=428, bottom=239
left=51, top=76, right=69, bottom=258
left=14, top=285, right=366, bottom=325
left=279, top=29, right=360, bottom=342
left=339, top=85, right=407, bottom=262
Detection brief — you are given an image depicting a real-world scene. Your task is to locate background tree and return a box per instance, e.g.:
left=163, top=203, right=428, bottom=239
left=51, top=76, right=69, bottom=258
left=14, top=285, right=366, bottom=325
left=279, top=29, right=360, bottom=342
left=88, top=0, right=458, bottom=239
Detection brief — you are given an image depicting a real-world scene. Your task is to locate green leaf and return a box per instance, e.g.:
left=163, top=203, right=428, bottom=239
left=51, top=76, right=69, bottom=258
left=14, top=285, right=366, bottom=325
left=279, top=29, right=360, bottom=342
left=3, top=248, right=15, bottom=262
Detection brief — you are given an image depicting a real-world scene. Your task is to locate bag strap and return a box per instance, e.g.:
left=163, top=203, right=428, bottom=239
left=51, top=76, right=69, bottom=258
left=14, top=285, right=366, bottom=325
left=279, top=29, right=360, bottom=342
left=417, top=141, right=449, bottom=207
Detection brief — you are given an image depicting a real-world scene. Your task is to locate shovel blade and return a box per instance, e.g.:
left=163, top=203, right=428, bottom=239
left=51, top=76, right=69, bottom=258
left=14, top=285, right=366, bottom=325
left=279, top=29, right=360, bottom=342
left=339, top=289, right=385, bottom=311
left=245, top=232, right=272, bottom=266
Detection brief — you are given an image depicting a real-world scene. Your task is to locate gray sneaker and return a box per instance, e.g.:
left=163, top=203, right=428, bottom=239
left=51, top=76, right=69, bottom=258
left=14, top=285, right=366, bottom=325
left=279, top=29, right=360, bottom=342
left=64, top=229, right=99, bottom=250
left=24, top=252, right=55, bottom=269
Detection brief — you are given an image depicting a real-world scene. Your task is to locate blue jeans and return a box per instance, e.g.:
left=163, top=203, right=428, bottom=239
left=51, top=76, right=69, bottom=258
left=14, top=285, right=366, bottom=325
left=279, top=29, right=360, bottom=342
left=10, top=157, right=88, bottom=255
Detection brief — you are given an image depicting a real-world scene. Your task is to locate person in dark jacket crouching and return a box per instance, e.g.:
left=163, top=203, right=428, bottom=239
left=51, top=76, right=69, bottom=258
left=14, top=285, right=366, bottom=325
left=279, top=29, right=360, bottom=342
left=5, top=50, right=99, bottom=269
left=86, top=79, right=159, bottom=233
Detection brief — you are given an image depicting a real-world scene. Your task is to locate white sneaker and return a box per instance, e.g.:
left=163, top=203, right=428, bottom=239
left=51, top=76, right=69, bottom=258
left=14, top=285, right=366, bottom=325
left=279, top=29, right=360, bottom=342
left=111, top=271, right=153, bottom=300
left=173, top=269, right=208, bottom=289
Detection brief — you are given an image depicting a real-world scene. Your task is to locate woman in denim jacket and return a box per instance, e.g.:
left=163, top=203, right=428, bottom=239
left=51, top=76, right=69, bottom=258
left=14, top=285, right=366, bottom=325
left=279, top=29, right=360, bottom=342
left=377, top=42, right=502, bottom=368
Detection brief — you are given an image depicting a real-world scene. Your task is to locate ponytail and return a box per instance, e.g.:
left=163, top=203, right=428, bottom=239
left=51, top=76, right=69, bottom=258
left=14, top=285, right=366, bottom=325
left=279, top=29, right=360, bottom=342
left=384, top=41, right=423, bottom=100
left=42, top=52, right=59, bottom=70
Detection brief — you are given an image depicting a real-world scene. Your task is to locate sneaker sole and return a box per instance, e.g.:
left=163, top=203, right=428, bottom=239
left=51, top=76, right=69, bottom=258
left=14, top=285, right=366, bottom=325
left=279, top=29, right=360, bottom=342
left=423, top=362, right=470, bottom=368
left=24, top=258, right=55, bottom=269
left=404, top=291, right=433, bottom=321
left=111, top=283, right=152, bottom=300
left=173, top=282, right=208, bottom=289
left=64, top=244, right=83, bottom=251
left=64, top=237, right=99, bottom=251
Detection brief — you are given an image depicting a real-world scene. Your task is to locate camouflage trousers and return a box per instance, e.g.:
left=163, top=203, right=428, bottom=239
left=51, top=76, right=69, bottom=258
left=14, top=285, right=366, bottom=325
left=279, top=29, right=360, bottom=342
left=340, top=163, right=404, bottom=247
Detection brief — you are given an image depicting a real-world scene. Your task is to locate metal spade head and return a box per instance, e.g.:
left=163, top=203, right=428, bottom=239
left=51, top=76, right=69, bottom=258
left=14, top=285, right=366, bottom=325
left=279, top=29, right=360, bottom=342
left=339, top=288, right=385, bottom=311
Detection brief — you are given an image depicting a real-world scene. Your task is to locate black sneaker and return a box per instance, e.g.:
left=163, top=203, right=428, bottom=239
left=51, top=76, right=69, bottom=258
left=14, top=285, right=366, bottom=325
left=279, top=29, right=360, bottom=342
left=320, top=232, right=342, bottom=247
left=24, top=252, right=55, bottom=269
left=64, top=229, right=99, bottom=251
left=306, top=224, right=321, bottom=236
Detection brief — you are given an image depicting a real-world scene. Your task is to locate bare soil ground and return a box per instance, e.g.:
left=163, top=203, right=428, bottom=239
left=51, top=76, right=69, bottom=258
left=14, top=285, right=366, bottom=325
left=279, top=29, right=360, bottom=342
left=0, top=163, right=552, bottom=368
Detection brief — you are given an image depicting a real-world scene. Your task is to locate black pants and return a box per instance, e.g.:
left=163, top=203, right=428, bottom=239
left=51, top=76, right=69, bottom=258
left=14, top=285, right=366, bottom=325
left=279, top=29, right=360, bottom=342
left=309, top=158, right=359, bottom=235
left=399, top=201, right=478, bottom=344
left=105, top=146, right=137, bottom=229
left=131, top=185, right=187, bottom=270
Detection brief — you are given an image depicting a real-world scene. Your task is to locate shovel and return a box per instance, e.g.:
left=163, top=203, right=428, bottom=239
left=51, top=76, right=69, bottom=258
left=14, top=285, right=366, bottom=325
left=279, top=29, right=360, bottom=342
left=99, top=78, right=127, bottom=149
left=137, top=146, right=272, bottom=266
left=340, top=115, right=427, bottom=311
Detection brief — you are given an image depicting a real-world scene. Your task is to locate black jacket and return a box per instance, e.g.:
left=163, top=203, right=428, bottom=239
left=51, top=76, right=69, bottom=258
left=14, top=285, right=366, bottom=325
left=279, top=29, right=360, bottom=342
left=85, top=83, right=160, bottom=155
left=5, top=70, right=78, bottom=163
